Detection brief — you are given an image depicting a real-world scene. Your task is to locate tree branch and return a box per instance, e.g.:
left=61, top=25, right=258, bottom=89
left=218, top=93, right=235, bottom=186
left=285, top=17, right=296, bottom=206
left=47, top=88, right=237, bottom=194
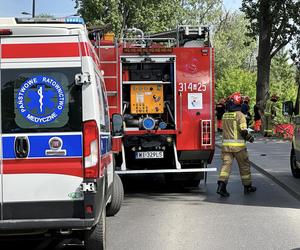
left=270, top=34, right=293, bottom=58
left=215, top=10, right=229, bottom=33
left=270, top=16, right=287, bottom=53
left=198, top=2, right=218, bottom=24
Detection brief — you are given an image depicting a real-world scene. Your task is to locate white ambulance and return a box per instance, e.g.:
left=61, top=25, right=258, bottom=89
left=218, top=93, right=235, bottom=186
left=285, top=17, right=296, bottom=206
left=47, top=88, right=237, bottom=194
left=0, top=17, right=124, bottom=249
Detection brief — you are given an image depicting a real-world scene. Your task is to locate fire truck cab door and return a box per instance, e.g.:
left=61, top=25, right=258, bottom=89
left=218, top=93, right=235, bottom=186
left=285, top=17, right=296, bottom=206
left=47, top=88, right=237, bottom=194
left=0, top=35, right=84, bottom=221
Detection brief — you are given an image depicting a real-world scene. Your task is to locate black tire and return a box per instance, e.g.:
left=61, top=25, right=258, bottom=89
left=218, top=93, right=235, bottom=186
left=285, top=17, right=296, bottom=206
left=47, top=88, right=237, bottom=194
left=84, top=208, right=106, bottom=250
left=106, top=173, right=124, bottom=216
left=290, top=148, right=300, bottom=178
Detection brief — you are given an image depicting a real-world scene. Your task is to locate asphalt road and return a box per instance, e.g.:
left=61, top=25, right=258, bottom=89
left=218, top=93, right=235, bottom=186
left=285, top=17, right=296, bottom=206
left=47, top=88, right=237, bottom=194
left=2, top=142, right=300, bottom=250
left=106, top=147, right=300, bottom=250
left=247, top=136, right=300, bottom=200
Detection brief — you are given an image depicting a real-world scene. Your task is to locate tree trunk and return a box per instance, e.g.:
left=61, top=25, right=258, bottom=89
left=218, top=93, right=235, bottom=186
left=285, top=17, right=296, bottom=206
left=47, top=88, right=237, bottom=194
left=256, top=0, right=272, bottom=112
left=256, top=54, right=271, bottom=111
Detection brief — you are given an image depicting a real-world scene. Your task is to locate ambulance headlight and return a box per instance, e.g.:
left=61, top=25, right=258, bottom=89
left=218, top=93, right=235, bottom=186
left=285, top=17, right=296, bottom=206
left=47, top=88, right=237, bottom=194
left=142, top=117, right=155, bottom=130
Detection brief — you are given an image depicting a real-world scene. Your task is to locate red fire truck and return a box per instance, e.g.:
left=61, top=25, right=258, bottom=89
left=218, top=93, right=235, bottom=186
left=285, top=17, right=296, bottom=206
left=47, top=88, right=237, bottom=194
left=94, top=25, right=216, bottom=186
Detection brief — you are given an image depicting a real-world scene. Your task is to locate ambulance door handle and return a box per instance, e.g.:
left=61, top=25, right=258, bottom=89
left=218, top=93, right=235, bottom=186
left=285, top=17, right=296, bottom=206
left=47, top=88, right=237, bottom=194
left=15, top=136, right=29, bottom=158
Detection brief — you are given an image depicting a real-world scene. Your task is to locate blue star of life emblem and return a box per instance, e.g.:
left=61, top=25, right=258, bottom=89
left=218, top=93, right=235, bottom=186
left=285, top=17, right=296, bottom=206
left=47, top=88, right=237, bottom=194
left=16, top=76, right=66, bottom=124
left=27, top=85, right=55, bottom=114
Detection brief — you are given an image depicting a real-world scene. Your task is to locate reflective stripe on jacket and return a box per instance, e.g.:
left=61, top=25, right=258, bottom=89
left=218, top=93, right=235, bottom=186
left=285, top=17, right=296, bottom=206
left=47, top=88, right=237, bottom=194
left=222, top=111, right=247, bottom=152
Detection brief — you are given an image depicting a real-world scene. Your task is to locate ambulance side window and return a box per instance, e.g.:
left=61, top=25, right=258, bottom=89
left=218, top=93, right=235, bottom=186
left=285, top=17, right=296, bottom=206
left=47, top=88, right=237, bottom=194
left=1, top=68, right=82, bottom=133
left=95, top=72, right=110, bottom=132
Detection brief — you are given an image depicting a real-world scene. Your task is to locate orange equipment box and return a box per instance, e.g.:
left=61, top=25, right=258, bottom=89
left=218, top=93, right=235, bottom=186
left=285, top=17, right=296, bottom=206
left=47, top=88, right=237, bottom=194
left=130, top=84, right=164, bottom=114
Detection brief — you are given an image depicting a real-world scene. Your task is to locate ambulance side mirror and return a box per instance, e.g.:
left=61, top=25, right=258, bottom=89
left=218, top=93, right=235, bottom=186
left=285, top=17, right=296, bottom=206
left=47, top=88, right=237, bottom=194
left=282, top=101, right=294, bottom=116
left=111, top=113, right=124, bottom=138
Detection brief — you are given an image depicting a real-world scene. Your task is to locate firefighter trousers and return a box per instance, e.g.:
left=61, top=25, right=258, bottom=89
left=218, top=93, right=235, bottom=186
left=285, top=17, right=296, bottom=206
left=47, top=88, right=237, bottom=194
left=263, top=114, right=273, bottom=136
left=218, top=149, right=252, bottom=186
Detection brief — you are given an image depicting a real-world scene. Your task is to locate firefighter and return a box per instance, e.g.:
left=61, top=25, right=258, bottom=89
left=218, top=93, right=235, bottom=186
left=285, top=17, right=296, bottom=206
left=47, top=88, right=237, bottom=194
left=216, top=99, right=226, bottom=132
left=263, top=94, right=279, bottom=137
left=253, top=104, right=262, bottom=133
left=241, top=96, right=251, bottom=128
left=217, top=92, right=256, bottom=197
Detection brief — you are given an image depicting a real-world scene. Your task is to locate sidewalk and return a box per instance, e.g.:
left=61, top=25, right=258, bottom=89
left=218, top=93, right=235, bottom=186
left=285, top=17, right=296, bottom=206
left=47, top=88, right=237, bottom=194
left=216, top=133, right=300, bottom=200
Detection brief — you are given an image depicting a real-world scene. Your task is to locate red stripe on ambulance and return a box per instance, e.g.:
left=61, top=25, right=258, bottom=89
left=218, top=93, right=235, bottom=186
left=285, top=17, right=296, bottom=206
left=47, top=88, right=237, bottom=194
left=1, top=42, right=89, bottom=58
left=3, top=158, right=83, bottom=177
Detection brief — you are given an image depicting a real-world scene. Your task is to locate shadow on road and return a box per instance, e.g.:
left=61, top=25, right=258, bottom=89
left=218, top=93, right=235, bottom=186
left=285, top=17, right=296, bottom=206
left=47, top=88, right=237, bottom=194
left=120, top=173, right=300, bottom=210
left=0, top=238, right=83, bottom=250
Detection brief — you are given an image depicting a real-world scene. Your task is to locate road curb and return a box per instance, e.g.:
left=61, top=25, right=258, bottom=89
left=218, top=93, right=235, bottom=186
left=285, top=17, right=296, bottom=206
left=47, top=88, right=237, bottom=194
left=250, top=161, right=300, bottom=202
left=215, top=144, right=300, bottom=202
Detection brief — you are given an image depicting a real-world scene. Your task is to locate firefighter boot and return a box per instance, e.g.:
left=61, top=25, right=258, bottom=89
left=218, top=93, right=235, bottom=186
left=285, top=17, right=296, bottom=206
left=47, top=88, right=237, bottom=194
left=217, top=181, right=230, bottom=197
left=244, top=185, right=257, bottom=194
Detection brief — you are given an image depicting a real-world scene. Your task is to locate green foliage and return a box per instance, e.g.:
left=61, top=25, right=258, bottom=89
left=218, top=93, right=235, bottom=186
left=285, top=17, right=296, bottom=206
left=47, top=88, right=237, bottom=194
left=180, top=0, right=223, bottom=25
left=74, top=0, right=223, bottom=37
left=269, top=51, right=297, bottom=103
left=269, top=50, right=297, bottom=124
left=213, top=12, right=256, bottom=79
left=241, top=0, right=300, bottom=111
left=214, top=11, right=258, bottom=109
left=131, top=0, right=183, bottom=34
left=75, top=0, right=183, bottom=37
left=216, top=51, right=297, bottom=121
left=241, top=0, right=300, bottom=58
left=216, top=67, right=256, bottom=103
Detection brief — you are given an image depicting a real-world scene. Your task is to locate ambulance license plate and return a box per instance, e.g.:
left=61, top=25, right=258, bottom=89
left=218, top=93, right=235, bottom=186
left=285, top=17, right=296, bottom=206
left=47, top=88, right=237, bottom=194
left=135, top=151, right=164, bottom=159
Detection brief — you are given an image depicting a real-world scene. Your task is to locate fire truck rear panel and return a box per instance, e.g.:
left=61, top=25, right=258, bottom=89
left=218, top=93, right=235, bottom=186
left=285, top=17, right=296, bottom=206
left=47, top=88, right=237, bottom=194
left=174, top=47, right=214, bottom=152
left=97, top=25, right=216, bottom=173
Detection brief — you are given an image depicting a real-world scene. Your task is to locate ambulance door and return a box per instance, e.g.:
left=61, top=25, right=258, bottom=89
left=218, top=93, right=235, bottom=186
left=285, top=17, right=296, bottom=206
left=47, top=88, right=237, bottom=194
left=95, top=71, right=113, bottom=193
left=1, top=36, right=84, bottom=220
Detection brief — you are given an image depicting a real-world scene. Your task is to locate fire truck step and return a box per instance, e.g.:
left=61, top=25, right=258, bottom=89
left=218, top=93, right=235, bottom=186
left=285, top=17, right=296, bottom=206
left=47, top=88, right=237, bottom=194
left=115, top=168, right=216, bottom=174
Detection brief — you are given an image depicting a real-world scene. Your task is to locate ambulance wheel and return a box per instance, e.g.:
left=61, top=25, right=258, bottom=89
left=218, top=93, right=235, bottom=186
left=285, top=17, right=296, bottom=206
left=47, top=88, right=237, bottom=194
left=106, top=173, right=124, bottom=216
left=290, top=148, right=300, bottom=178
left=84, top=208, right=106, bottom=250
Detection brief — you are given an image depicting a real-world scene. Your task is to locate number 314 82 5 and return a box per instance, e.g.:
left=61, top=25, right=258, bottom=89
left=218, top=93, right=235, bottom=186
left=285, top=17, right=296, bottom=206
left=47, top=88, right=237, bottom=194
left=178, top=82, right=207, bottom=92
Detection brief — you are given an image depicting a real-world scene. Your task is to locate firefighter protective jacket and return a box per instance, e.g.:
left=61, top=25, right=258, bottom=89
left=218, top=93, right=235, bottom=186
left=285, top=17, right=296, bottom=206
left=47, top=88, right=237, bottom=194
left=222, top=111, right=247, bottom=152
left=265, top=99, right=277, bottom=118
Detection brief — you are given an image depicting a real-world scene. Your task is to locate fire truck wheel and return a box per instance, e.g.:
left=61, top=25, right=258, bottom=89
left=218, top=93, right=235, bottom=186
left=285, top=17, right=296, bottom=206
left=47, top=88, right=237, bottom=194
left=106, top=173, right=124, bottom=216
left=290, top=148, right=300, bottom=178
left=84, top=208, right=106, bottom=250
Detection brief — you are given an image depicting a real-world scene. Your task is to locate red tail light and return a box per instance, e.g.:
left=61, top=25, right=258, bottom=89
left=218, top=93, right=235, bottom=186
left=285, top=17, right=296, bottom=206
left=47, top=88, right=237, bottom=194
left=83, top=120, right=99, bottom=178
left=202, top=120, right=212, bottom=146
left=0, top=29, right=12, bottom=35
